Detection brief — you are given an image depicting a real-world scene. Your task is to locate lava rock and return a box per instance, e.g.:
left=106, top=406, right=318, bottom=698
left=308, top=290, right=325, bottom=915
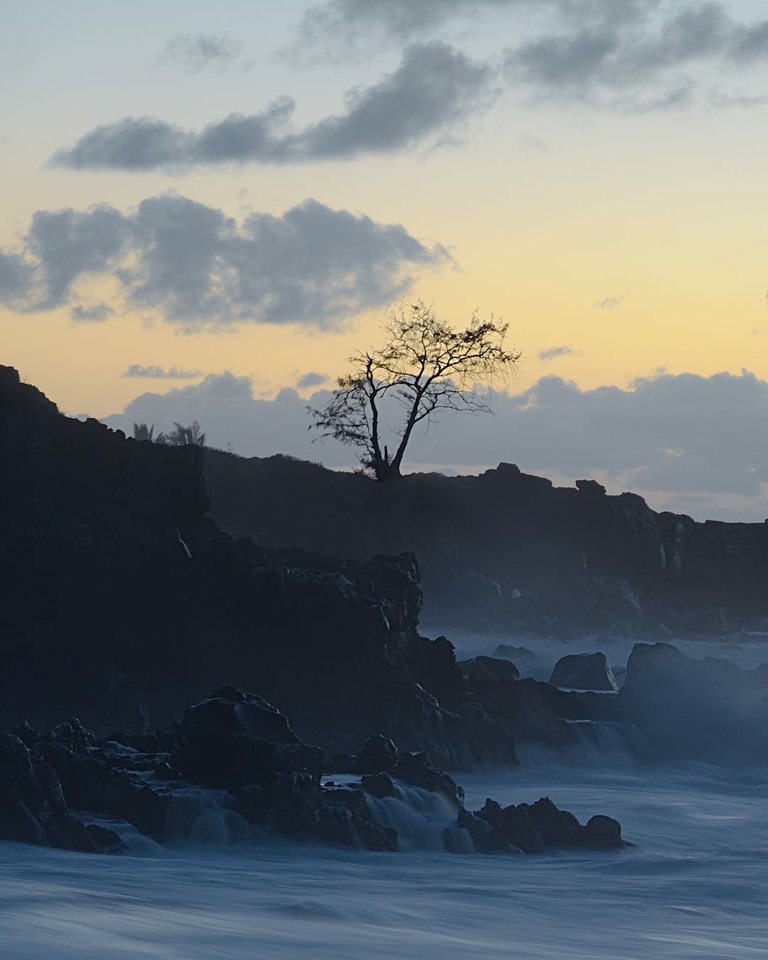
left=394, top=752, right=464, bottom=807
left=550, top=652, right=618, bottom=692
left=360, top=772, right=397, bottom=799
left=476, top=795, right=625, bottom=852
left=171, top=688, right=322, bottom=789
left=461, top=656, right=520, bottom=685
left=0, top=734, right=97, bottom=851
left=352, top=735, right=399, bottom=775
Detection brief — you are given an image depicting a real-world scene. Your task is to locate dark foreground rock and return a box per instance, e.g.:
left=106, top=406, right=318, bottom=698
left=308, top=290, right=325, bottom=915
left=475, top=797, right=623, bottom=853
left=1, top=690, right=626, bottom=857
left=0, top=733, right=105, bottom=852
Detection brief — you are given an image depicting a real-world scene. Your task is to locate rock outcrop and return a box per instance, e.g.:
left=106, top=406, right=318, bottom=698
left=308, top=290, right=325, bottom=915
left=0, top=367, right=518, bottom=767
left=550, top=653, right=618, bottom=692
left=1, top=690, right=626, bottom=856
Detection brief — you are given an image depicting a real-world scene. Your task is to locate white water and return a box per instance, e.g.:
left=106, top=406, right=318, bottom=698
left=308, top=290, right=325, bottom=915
left=365, top=781, right=473, bottom=852
left=163, top=787, right=256, bottom=847
left=2, top=761, right=767, bottom=959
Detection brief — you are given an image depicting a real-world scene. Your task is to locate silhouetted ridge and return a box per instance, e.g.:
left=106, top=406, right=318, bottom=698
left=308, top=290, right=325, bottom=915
left=203, top=448, right=768, bottom=640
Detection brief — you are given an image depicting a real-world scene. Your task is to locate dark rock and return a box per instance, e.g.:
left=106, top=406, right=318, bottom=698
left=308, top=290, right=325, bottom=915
left=360, top=773, right=397, bottom=799
left=50, top=718, right=97, bottom=747
left=2, top=691, right=625, bottom=858
left=39, top=739, right=169, bottom=839
left=492, top=644, right=538, bottom=673
left=171, top=688, right=322, bottom=790
left=461, top=656, right=520, bottom=685
left=317, top=786, right=398, bottom=851
left=583, top=815, right=624, bottom=849
left=324, top=752, right=356, bottom=773
left=352, top=735, right=399, bottom=775
left=9, top=720, right=39, bottom=748
left=457, top=664, right=589, bottom=752
left=475, top=798, right=543, bottom=853
left=550, top=653, right=618, bottom=692
left=1, top=367, right=514, bottom=768
left=84, top=822, right=125, bottom=853
left=154, top=761, right=179, bottom=781
left=476, top=796, right=625, bottom=852
left=403, top=635, right=465, bottom=708
left=456, top=806, right=502, bottom=853
left=576, top=479, right=606, bottom=497
left=0, top=734, right=97, bottom=851
left=394, top=752, right=464, bottom=807
left=614, top=641, right=768, bottom=761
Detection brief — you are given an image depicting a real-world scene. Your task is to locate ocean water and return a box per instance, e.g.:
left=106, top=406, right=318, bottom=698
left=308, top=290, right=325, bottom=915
left=2, top=759, right=767, bottom=960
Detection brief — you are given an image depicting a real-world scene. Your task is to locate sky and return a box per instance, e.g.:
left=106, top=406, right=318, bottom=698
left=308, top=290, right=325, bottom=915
left=3, top=0, right=768, bottom=520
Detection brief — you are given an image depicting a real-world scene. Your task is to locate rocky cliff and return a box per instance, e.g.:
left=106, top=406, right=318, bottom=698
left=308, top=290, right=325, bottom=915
left=0, top=367, right=516, bottom=766
left=203, top=452, right=768, bottom=640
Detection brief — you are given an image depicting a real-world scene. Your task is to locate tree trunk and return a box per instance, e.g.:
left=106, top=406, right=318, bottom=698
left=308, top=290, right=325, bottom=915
left=373, top=452, right=402, bottom=482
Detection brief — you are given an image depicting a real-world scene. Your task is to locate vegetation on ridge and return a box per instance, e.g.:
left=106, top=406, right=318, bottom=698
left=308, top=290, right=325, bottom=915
left=309, top=300, right=520, bottom=482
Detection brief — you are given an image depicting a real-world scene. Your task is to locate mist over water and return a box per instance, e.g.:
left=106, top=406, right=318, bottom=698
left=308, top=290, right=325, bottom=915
left=2, top=760, right=767, bottom=959
left=437, top=626, right=768, bottom=679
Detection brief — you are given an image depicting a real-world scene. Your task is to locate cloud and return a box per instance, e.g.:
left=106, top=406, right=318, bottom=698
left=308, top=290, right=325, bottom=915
left=159, top=34, right=245, bottom=73
left=23, top=206, right=132, bottom=310
left=537, top=345, right=574, bottom=361
left=0, top=195, right=449, bottom=330
left=52, top=42, right=494, bottom=171
left=297, top=371, right=328, bottom=389
left=104, top=368, right=768, bottom=520
left=293, top=0, right=655, bottom=50
left=504, top=3, right=768, bottom=108
left=729, top=19, right=768, bottom=63
left=70, top=303, right=114, bottom=322
left=292, top=1, right=768, bottom=113
left=122, top=364, right=203, bottom=379
left=0, top=251, right=34, bottom=302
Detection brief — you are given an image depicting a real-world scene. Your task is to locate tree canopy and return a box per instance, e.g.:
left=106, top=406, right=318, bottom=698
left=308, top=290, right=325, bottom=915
left=309, top=301, right=520, bottom=481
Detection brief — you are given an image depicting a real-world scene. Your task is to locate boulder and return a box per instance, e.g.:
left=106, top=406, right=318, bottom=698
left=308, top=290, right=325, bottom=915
left=360, top=772, right=397, bottom=799
left=352, top=735, right=399, bottom=775
left=461, top=656, right=520, bottom=685
left=550, top=652, right=618, bottom=692
left=492, top=644, right=538, bottom=674
left=171, top=687, right=322, bottom=789
left=394, top=751, right=464, bottom=807
left=596, top=642, right=768, bottom=762
left=475, top=795, right=625, bottom=852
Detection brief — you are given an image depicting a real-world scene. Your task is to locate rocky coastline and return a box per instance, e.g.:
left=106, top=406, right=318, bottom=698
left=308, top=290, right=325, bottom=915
left=0, top=686, right=625, bottom=856
left=4, top=363, right=768, bottom=860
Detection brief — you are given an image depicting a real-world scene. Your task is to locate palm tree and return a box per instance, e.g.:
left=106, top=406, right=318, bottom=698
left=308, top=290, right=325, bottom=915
left=164, top=421, right=206, bottom=447
left=133, top=422, right=162, bottom=442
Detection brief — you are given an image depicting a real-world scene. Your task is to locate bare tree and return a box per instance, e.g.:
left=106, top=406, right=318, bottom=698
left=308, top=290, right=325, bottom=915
left=309, top=301, right=520, bottom=481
